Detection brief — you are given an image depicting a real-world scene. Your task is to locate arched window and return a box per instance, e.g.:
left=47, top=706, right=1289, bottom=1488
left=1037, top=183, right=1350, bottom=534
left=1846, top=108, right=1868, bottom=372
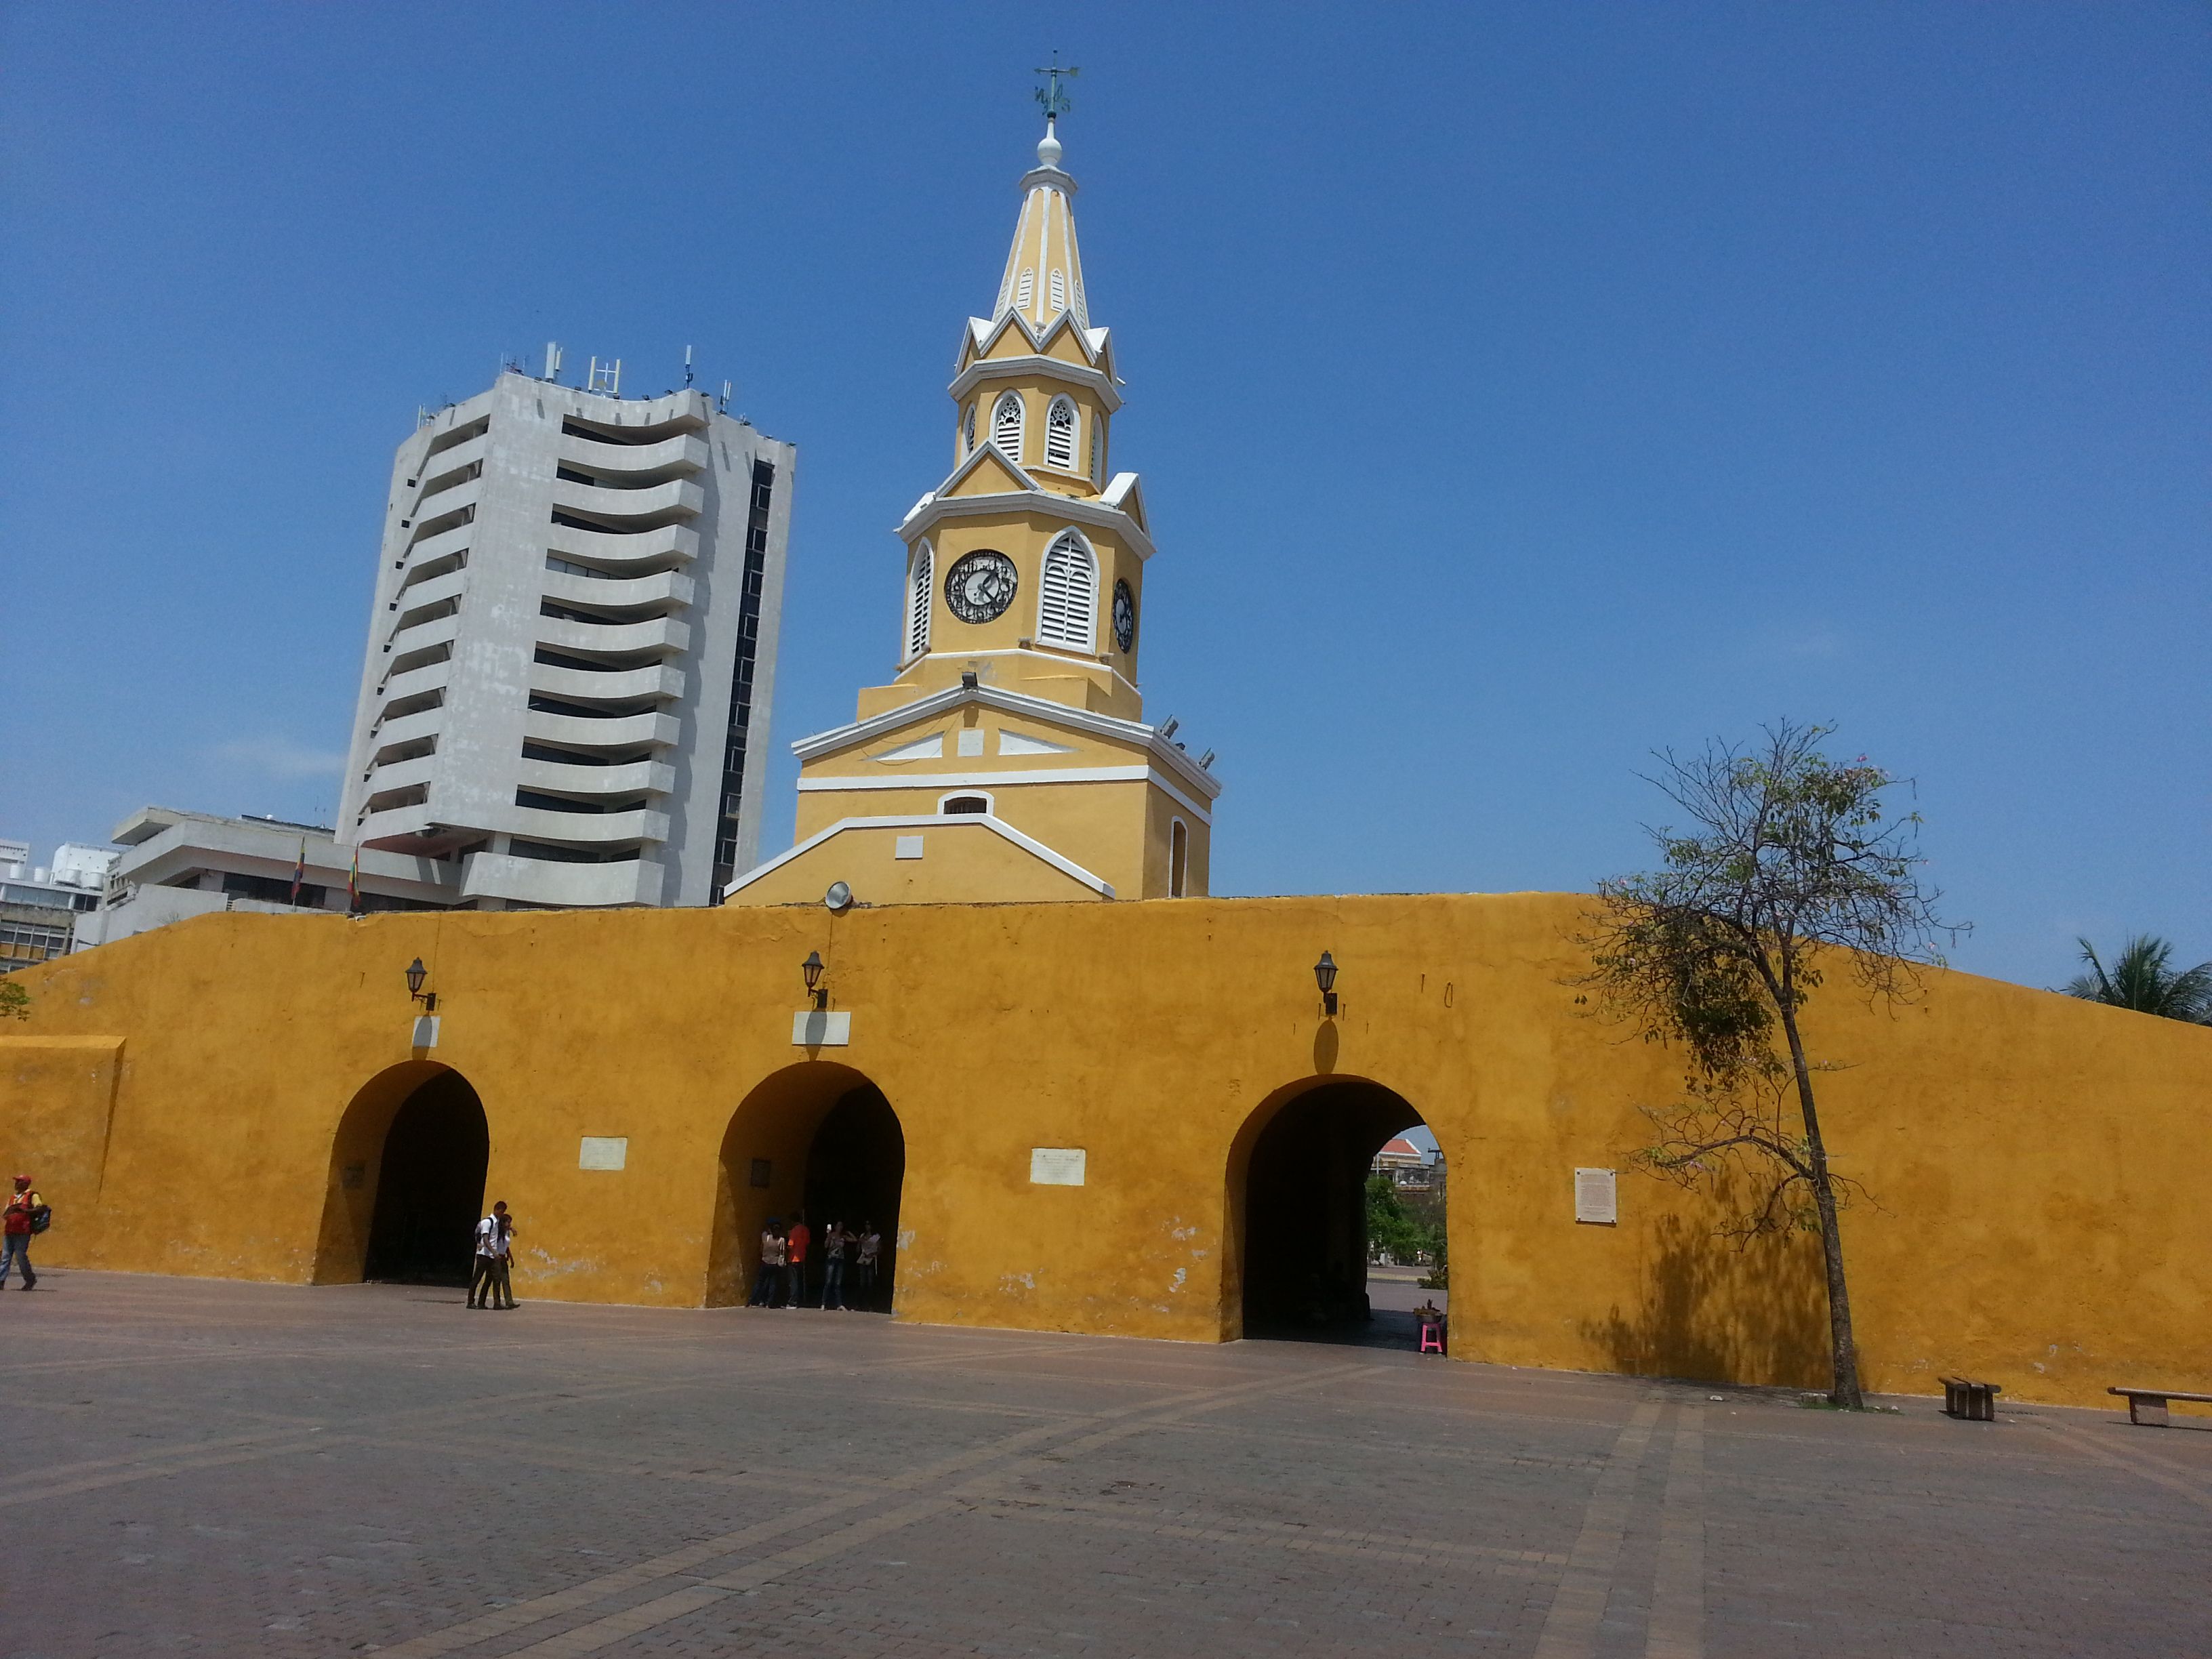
left=905, top=541, right=933, bottom=660
left=1089, top=418, right=1104, bottom=483
left=1037, top=531, right=1097, bottom=651
left=1016, top=268, right=1034, bottom=312
left=1049, top=268, right=1066, bottom=314
left=963, top=403, right=976, bottom=455
left=1044, top=397, right=1078, bottom=470
left=1170, top=819, right=1188, bottom=898
left=992, top=392, right=1025, bottom=460
left=940, top=792, right=991, bottom=815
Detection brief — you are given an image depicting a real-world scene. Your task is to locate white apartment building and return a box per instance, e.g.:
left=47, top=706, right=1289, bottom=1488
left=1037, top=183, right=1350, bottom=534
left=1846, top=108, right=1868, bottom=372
left=340, top=370, right=796, bottom=907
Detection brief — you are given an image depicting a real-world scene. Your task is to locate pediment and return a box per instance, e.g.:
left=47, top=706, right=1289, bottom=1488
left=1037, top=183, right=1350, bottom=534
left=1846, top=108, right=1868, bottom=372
left=942, top=443, right=1036, bottom=499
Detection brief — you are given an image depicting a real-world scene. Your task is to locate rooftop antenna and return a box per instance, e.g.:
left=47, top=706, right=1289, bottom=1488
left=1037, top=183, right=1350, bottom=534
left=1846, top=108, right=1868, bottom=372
left=683, top=344, right=695, bottom=388
left=1033, top=51, right=1078, bottom=122
left=587, top=356, right=621, bottom=397
left=544, top=341, right=564, bottom=382
left=719, top=379, right=732, bottom=414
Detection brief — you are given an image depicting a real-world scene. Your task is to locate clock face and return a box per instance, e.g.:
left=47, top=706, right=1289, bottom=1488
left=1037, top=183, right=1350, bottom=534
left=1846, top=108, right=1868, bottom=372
left=1111, top=579, right=1136, bottom=653
left=944, top=550, right=1018, bottom=624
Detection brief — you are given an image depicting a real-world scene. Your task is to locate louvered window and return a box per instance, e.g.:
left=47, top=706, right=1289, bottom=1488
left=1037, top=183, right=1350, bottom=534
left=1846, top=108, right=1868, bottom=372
left=1049, top=269, right=1066, bottom=314
left=964, top=403, right=976, bottom=455
left=907, top=542, right=933, bottom=659
left=1036, top=532, right=1097, bottom=651
left=1016, top=268, right=1034, bottom=312
left=1044, top=398, right=1078, bottom=470
left=993, top=392, right=1025, bottom=459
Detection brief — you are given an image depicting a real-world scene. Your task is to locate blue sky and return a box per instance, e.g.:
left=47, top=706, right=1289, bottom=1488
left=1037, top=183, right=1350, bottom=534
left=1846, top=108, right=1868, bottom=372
left=2, top=4, right=2204, bottom=990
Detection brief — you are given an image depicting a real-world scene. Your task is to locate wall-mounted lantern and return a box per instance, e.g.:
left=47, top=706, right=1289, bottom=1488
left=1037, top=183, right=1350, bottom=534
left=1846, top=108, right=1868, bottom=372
left=1314, top=950, right=1338, bottom=1018
left=405, top=957, right=438, bottom=1013
left=801, top=950, right=828, bottom=1011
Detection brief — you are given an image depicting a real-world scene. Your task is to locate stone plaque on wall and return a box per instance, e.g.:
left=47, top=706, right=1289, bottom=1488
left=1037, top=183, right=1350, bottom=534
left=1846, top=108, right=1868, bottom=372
left=1029, top=1147, right=1087, bottom=1187
left=579, top=1136, right=628, bottom=1172
left=1574, top=1167, right=1618, bottom=1225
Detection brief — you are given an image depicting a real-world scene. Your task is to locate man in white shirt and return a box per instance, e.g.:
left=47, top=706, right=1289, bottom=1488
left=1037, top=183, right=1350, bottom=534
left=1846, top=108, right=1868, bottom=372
left=468, top=1201, right=513, bottom=1309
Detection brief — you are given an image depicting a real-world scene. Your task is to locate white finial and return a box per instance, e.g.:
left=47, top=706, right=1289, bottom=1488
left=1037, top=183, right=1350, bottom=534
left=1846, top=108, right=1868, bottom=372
left=1038, top=117, right=1063, bottom=170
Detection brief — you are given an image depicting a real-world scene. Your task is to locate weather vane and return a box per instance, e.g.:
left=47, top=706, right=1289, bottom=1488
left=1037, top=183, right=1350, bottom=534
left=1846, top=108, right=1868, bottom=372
left=1033, top=52, right=1078, bottom=122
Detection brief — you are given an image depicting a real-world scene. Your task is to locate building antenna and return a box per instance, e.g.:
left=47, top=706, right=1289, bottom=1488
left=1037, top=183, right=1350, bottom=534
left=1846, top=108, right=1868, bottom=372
left=684, top=344, right=695, bottom=388
left=719, top=379, right=732, bottom=414
left=544, top=341, right=564, bottom=382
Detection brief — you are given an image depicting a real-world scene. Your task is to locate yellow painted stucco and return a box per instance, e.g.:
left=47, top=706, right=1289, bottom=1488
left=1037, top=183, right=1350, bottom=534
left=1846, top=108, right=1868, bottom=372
left=3, top=893, right=2206, bottom=1409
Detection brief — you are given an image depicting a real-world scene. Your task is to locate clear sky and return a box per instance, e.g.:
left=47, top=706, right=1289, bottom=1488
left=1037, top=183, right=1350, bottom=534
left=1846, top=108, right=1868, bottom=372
left=2, top=4, right=2204, bottom=991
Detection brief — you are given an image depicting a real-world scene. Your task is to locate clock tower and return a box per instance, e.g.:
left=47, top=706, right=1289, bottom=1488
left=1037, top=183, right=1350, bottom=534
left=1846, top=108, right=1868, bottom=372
left=723, top=110, right=1218, bottom=907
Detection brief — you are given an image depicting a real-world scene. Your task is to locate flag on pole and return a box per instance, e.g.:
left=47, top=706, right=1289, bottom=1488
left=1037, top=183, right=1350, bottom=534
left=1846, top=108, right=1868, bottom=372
left=289, top=837, right=306, bottom=907
left=348, top=847, right=360, bottom=914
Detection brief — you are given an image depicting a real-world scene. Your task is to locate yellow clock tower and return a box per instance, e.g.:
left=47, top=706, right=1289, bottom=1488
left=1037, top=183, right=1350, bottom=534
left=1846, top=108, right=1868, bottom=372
left=724, top=112, right=1218, bottom=907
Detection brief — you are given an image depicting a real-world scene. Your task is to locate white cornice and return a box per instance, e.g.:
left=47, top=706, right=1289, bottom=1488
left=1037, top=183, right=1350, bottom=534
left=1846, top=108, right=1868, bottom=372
left=790, top=682, right=1223, bottom=802
left=720, top=811, right=1114, bottom=901
left=897, top=482, right=1156, bottom=563
left=958, top=311, right=1118, bottom=384
left=798, top=765, right=1214, bottom=827
left=948, top=353, right=1124, bottom=414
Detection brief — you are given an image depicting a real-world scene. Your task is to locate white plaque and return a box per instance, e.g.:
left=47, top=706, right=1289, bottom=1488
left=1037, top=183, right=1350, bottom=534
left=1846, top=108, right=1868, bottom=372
left=1030, top=1147, right=1087, bottom=1187
left=1574, top=1167, right=1618, bottom=1225
left=895, top=835, right=924, bottom=859
left=579, top=1136, right=628, bottom=1171
left=792, top=1010, right=852, bottom=1046
left=411, top=1015, right=440, bottom=1048
left=957, top=729, right=985, bottom=756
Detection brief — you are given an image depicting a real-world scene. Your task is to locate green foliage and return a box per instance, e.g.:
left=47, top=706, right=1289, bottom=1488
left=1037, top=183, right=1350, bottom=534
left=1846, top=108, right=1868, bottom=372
left=0, top=979, right=26, bottom=1021
left=1365, top=1172, right=1445, bottom=1268
left=2064, top=935, right=2212, bottom=1025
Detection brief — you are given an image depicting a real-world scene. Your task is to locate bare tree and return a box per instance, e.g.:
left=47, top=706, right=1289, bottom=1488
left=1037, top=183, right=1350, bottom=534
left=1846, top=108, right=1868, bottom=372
left=1580, top=721, right=1959, bottom=1407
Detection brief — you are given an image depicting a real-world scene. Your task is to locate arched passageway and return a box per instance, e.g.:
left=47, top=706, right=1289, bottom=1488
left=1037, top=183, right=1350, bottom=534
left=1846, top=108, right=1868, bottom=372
left=314, top=1063, right=489, bottom=1286
left=1229, top=1076, right=1444, bottom=1346
left=710, top=1063, right=905, bottom=1311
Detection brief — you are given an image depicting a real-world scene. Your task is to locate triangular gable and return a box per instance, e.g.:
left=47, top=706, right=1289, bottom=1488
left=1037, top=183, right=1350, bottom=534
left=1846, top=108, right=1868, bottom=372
left=1101, top=471, right=1147, bottom=533
left=966, top=306, right=1101, bottom=370
left=938, top=441, right=1037, bottom=501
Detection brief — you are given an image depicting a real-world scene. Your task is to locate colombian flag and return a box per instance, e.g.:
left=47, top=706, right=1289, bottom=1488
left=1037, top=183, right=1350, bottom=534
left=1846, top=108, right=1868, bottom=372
left=348, top=848, right=360, bottom=914
left=289, top=837, right=306, bottom=907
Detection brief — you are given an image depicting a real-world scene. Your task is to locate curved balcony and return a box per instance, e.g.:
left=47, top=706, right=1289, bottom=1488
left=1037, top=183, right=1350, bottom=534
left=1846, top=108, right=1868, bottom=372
left=529, top=661, right=685, bottom=705
left=542, top=567, right=694, bottom=614
left=459, top=851, right=665, bottom=909
left=407, top=478, right=480, bottom=542
left=536, top=614, right=690, bottom=661
left=557, top=430, right=708, bottom=485
left=371, top=707, right=445, bottom=750
left=386, top=611, right=459, bottom=659
left=392, top=568, right=466, bottom=617
left=516, top=756, right=676, bottom=799
left=504, top=804, right=670, bottom=845
left=398, top=520, right=472, bottom=570
left=380, top=659, right=451, bottom=705
left=551, top=476, right=701, bottom=530
left=525, top=708, right=679, bottom=752
left=546, top=520, right=697, bottom=570
left=417, top=434, right=487, bottom=497
left=362, top=754, right=435, bottom=792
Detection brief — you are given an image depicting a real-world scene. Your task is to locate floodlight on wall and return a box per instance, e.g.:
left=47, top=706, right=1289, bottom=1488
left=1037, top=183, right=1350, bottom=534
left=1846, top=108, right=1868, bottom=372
left=824, top=882, right=854, bottom=915
left=1313, top=951, right=1338, bottom=1018
left=405, top=957, right=438, bottom=1013
left=801, top=950, right=828, bottom=1011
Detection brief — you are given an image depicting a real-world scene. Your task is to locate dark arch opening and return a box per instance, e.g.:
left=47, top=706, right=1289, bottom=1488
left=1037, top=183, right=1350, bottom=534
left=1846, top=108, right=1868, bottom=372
left=711, top=1063, right=905, bottom=1313
left=363, top=1071, right=489, bottom=1286
left=1233, top=1077, right=1441, bottom=1347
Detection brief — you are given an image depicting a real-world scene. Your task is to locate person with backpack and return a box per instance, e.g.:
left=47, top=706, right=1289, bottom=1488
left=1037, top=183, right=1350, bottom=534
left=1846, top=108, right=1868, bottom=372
left=485, top=1204, right=517, bottom=1311
left=1, top=1174, right=44, bottom=1291
left=468, top=1202, right=506, bottom=1309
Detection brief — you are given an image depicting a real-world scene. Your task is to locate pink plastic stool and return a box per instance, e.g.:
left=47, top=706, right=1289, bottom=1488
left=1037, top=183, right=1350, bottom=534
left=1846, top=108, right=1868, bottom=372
left=1419, top=1322, right=1446, bottom=1355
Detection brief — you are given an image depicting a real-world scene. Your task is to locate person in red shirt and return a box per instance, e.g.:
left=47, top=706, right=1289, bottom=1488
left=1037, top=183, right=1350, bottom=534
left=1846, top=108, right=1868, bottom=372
left=783, top=1212, right=810, bottom=1308
left=1, top=1174, right=41, bottom=1291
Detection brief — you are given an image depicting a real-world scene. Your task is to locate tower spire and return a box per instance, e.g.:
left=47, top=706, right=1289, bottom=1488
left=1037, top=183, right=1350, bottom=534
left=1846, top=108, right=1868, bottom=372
left=996, top=60, right=1088, bottom=329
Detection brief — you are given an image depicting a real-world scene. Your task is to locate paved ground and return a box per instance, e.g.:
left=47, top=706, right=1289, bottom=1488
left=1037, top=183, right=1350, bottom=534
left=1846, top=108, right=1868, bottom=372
left=3, top=1273, right=2207, bottom=1658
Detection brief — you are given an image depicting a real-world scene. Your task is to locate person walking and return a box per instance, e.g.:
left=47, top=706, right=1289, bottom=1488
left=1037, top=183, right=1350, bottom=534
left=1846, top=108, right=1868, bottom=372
left=819, top=1221, right=849, bottom=1310
left=468, top=1202, right=505, bottom=1309
left=856, top=1223, right=881, bottom=1308
left=749, top=1220, right=785, bottom=1307
left=783, top=1212, right=810, bottom=1308
left=1, top=1175, right=42, bottom=1291
left=483, top=1204, right=517, bottom=1310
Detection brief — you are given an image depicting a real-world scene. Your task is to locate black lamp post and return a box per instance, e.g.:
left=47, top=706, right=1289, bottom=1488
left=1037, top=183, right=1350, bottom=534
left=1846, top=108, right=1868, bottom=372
left=1313, top=950, right=1338, bottom=1017
left=405, top=957, right=437, bottom=1013
left=801, top=950, right=827, bottom=1011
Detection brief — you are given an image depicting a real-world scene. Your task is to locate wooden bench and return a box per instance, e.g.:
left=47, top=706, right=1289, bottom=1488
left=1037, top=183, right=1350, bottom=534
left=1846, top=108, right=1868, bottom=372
left=1940, top=1376, right=2001, bottom=1420
left=2108, top=1386, right=2212, bottom=1427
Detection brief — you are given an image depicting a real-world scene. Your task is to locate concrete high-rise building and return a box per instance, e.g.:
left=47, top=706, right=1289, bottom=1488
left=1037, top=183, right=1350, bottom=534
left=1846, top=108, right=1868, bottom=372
left=339, top=370, right=795, bottom=908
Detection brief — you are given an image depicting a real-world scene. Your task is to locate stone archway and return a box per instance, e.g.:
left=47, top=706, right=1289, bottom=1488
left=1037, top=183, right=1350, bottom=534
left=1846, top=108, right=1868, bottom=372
left=706, top=1062, right=905, bottom=1311
left=314, top=1061, right=489, bottom=1286
left=1223, top=1074, right=1441, bottom=1345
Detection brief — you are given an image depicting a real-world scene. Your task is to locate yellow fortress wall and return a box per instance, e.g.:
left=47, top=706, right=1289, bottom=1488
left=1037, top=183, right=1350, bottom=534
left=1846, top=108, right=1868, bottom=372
left=3, top=891, right=2205, bottom=1410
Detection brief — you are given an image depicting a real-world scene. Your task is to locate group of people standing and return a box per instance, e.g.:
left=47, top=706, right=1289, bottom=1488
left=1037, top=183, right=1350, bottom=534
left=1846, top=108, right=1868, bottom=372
left=749, top=1213, right=882, bottom=1310
left=468, top=1200, right=516, bottom=1309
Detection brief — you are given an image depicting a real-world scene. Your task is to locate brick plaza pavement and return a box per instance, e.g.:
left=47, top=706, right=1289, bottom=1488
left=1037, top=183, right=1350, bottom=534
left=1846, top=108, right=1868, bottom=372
left=1, top=1273, right=2206, bottom=1658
